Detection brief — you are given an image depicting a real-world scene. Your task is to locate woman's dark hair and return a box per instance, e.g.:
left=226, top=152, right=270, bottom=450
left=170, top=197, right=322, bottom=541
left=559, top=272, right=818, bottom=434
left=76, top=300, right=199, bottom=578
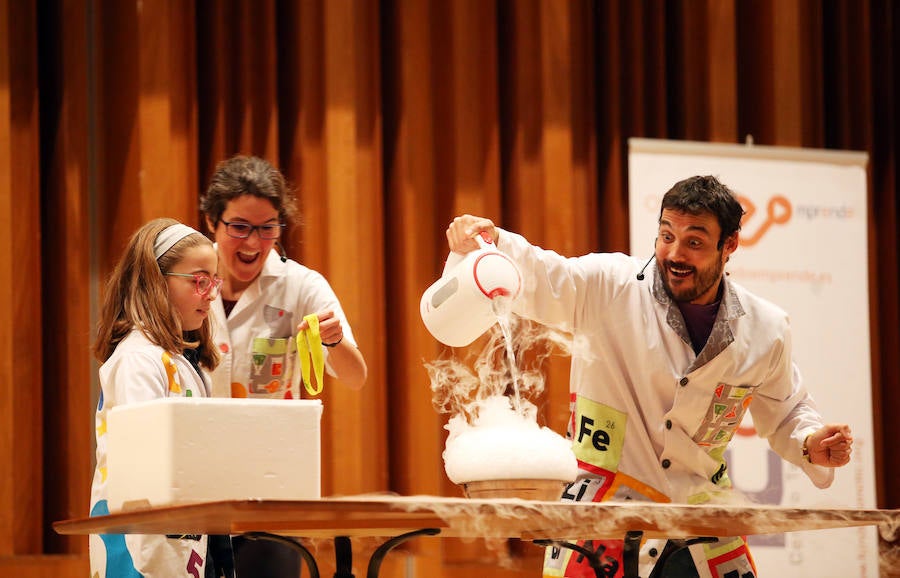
left=200, top=155, right=298, bottom=225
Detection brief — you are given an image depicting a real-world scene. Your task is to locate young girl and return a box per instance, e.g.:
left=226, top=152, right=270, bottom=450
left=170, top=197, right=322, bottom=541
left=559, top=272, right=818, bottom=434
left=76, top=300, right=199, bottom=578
left=88, top=218, right=223, bottom=577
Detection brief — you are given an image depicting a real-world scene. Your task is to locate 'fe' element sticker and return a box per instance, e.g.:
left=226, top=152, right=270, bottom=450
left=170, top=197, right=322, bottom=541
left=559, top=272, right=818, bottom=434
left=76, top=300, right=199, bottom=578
left=573, top=396, right=627, bottom=473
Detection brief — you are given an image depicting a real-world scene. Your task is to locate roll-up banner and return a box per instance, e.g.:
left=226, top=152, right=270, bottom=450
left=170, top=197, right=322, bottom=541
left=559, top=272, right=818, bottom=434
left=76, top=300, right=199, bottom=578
left=628, top=138, right=876, bottom=577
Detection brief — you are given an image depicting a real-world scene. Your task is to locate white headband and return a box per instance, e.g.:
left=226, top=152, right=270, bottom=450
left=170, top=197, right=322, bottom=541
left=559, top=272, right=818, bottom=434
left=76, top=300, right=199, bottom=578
left=154, top=223, right=200, bottom=260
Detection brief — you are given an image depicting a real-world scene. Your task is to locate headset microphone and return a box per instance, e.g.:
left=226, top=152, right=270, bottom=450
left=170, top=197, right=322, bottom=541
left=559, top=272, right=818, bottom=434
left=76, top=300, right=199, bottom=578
left=636, top=255, right=654, bottom=281
left=276, top=241, right=288, bottom=263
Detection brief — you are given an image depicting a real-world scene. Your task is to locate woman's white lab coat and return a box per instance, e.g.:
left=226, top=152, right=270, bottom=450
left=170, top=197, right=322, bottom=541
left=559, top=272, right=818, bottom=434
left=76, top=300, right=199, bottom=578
left=208, top=249, right=357, bottom=399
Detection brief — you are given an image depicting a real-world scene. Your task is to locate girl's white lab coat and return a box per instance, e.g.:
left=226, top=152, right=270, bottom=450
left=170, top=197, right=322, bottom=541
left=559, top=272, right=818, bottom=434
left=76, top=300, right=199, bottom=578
left=89, top=329, right=211, bottom=578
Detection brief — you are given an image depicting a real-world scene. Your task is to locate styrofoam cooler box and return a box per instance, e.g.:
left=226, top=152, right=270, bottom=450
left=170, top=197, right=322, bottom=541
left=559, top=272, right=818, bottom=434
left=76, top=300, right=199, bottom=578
left=106, top=397, right=322, bottom=512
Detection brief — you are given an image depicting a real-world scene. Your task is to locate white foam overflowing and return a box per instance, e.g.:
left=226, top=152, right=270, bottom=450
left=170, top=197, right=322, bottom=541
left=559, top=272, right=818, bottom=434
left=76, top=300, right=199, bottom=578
left=443, top=395, right=577, bottom=484
left=425, top=306, right=585, bottom=489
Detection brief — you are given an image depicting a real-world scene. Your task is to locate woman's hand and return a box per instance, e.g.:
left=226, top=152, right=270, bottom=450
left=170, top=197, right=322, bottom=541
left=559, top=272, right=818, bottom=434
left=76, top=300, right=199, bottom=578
left=298, top=310, right=342, bottom=347
left=297, top=310, right=367, bottom=389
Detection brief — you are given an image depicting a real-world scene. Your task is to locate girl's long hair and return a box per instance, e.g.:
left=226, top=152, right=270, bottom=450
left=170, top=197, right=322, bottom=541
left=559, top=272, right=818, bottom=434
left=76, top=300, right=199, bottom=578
left=93, top=217, right=220, bottom=370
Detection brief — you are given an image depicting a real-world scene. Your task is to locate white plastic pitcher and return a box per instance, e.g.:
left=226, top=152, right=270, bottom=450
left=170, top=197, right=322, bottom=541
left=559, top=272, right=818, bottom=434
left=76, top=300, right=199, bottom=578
left=420, top=232, right=522, bottom=347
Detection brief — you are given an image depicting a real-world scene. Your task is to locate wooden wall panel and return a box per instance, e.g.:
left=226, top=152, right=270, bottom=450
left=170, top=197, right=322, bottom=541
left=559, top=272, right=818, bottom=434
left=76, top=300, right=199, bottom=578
left=615, top=1, right=667, bottom=145
left=595, top=0, right=634, bottom=253
left=277, top=0, right=389, bottom=500
left=0, top=555, right=88, bottom=578
left=137, top=1, right=198, bottom=217
left=537, top=0, right=597, bottom=257
left=196, top=0, right=234, bottom=184
left=737, top=0, right=823, bottom=147
left=705, top=0, right=739, bottom=143
left=382, top=0, right=451, bottom=574
left=868, top=0, right=900, bottom=511
left=304, top=0, right=388, bottom=496
left=822, top=0, right=873, bottom=149
left=490, top=3, right=599, bottom=572
left=383, top=0, right=446, bottom=500
left=821, top=0, right=887, bottom=508
left=198, top=0, right=279, bottom=177
left=430, top=0, right=503, bottom=406
left=234, top=0, right=278, bottom=159
left=0, top=0, right=17, bottom=554
left=669, top=0, right=738, bottom=142
left=39, top=0, right=92, bottom=556
left=284, top=0, right=325, bottom=262
left=96, top=0, right=198, bottom=271
left=501, top=0, right=544, bottom=239
left=1, top=1, right=899, bottom=575
left=500, top=0, right=595, bottom=469
left=501, top=1, right=560, bottom=472
left=0, top=0, right=43, bottom=557
left=440, top=0, right=501, bottom=220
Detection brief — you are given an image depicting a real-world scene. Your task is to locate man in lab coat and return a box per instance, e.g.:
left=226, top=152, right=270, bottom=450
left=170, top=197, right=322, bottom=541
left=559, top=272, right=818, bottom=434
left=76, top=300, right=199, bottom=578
left=445, top=175, right=853, bottom=578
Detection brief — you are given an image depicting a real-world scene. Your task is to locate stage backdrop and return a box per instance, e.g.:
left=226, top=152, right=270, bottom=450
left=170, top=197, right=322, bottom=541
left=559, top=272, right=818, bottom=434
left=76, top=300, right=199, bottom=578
left=628, top=138, right=876, bottom=577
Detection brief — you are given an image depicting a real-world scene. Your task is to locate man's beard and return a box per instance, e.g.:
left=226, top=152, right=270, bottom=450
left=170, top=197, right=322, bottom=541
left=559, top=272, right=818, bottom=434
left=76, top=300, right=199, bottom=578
left=660, top=253, right=725, bottom=303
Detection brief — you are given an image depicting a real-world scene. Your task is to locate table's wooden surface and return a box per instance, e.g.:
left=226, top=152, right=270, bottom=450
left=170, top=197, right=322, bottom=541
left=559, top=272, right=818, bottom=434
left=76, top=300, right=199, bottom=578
left=54, top=495, right=900, bottom=542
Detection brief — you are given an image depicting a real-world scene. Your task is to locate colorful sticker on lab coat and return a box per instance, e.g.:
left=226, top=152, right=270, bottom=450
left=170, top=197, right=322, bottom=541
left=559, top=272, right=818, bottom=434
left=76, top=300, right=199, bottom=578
left=161, top=351, right=182, bottom=395
left=704, top=537, right=757, bottom=578
left=262, top=304, right=295, bottom=336
left=572, top=396, right=627, bottom=474
left=692, top=383, right=755, bottom=451
left=544, top=473, right=670, bottom=578
left=248, top=337, right=287, bottom=395
left=561, top=476, right=612, bottom=504
left=542, top=537, right=626, bottom=578
left=604, top=470, right=671, bottom=503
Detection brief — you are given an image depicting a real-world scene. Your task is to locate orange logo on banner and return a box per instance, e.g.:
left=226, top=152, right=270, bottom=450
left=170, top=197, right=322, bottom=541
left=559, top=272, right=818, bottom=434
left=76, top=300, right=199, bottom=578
left=738, top=195, right=792, bottom=247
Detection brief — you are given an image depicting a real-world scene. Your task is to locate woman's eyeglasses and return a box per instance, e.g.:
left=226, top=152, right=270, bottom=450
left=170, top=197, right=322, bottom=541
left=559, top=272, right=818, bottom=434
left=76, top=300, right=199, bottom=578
left=221, top=220, right=285, bottom=240
left=165, top=272, right=224, bottom=297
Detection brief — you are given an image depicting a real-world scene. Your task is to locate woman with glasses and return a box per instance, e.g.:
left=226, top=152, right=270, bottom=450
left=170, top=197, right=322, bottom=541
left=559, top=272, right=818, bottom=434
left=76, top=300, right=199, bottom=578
left=201, top=154, right=367, bottom=398
left=89, top=218, right=230, bottom=577
left=200, top=155, right=367, bottom=577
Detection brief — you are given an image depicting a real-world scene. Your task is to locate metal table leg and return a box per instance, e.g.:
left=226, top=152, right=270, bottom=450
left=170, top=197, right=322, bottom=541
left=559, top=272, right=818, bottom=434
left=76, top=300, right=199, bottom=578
left=240, top=528, right=442, bottom=578
left=334, top=536, right=354, bottom=578
left=622, top=530, right=643, bottom=578
left=243, top=531, right=320, bottom=578
left=366, top=528, right=441, bottom=578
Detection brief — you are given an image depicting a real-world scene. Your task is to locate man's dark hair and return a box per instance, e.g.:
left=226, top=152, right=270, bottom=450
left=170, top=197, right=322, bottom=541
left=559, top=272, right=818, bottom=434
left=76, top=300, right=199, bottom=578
left=659, top=175, right=745, bottom=248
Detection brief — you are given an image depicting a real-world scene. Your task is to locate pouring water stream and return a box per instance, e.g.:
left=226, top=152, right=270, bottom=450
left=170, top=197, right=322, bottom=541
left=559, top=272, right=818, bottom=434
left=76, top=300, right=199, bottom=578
left=492, top=295, right=523, bottom=414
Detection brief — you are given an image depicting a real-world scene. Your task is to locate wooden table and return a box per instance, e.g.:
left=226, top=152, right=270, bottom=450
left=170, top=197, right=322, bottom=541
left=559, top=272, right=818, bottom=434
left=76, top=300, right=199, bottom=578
left=54, top=495, right=900, bottom=578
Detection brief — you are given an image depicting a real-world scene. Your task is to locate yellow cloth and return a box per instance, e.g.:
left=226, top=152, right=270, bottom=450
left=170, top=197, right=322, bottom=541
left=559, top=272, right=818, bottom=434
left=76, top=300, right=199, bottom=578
left=296, top=313, right=325, bottom=396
